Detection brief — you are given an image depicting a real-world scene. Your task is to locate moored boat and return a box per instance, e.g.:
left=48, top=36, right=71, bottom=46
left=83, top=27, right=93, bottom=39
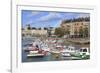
left=27, top=53, right=44, bottom=58
left=24, top=46, right=39, bottom=52
left=61, top=52, right=71, bottom=57
left=61, top=46, right=76, bottom=57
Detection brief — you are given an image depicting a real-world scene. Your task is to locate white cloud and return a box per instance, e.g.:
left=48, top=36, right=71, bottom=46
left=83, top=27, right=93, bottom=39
left=27, top=11, right=40, bottom=18
left=31, top=12, right=40, bottom=16
left=76, top=13, right=90, bottom=18
left=37, top=12, right=63, bottom=22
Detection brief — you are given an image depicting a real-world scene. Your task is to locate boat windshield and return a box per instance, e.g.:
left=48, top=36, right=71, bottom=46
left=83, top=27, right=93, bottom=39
left=83, top=49, right=87, bottom=52
left=80, top=48, right=87, bottom=52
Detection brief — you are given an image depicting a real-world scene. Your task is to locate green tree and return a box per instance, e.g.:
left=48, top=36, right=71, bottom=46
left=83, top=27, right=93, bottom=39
left=54, top=27, right=65, bottom=37
left=79, top=26, right=84, bottom=38
left=83, top=27, right=88, bottom=37
left=27, top=24, right=31, bottom=30
left=74, top=29, right=78, bottom=36
left=65, top=29, right=70, bottom=35
left=74, top=29, right=78, bottom=38
left=47, top=27, right=52, bottom=37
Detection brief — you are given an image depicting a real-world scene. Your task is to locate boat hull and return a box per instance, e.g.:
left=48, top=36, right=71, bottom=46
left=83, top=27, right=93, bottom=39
left=27, top=54, right=44, bottom=58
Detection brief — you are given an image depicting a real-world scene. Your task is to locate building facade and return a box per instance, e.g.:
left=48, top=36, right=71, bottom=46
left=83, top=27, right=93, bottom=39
left=60, top=17, right=90, bottom=38
left=22, top=24, right=55, bottom=37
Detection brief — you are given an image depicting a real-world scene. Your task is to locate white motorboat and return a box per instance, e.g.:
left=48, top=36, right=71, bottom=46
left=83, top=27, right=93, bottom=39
left=51, top=51, right=60, bottom=54
left=70, top=47, right=90, bottom=59
left=61, top=46, right=76, bottom=57
left=24, top=46, right=39, bottom=52
left=27, top=53, right=44, bottom=58
left=61, top=52, right=71, bottom=57
left=29, top=50, right=38, bottom=54
left=79, top=47, right=90, bottom=57
left=67, top=46, right=76, bottom=54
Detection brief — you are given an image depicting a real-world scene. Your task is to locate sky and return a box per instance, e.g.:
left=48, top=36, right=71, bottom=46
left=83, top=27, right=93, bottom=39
left=22, top=10, right=90, bottom=28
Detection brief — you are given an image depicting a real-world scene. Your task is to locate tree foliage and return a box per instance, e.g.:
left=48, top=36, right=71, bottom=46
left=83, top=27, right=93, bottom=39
left=54, top=27, right=70, bottom=37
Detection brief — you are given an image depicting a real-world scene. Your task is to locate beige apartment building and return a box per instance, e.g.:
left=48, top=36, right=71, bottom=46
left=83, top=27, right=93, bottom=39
left=60, top=17, right=90, bottom=38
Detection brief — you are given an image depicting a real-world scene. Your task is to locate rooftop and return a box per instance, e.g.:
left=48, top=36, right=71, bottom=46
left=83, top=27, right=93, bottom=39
left=62, top=17, right=90, bottom=24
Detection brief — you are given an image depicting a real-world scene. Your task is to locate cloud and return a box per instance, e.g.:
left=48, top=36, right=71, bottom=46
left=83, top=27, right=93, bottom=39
left=27, top=11, right=41, bottom=18
left=76, top=13, right=90, bottom=18
left=32, top=11, right=40, bottom=15
left=23, top=11, right=90, bottom=28
left=36, top=12, right=63, bottom=22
